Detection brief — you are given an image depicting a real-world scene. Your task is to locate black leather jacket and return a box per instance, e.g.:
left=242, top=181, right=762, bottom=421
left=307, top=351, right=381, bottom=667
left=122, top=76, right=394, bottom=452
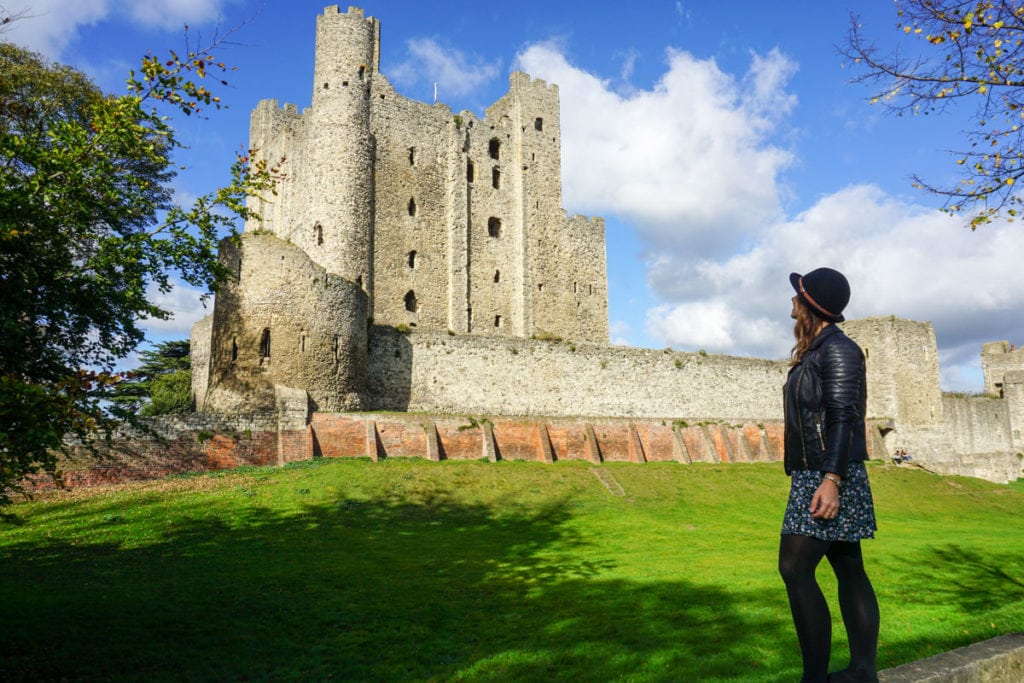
left=783, top=324, right=868, bottom=477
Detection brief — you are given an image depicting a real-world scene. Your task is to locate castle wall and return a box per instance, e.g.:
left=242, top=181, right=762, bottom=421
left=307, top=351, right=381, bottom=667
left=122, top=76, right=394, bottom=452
left=369, top=76, right=458, bottom=332
left=246, top=99, right=303, bottom=238
left=942, top=395, right=1014, bottom=455
left=842, top=318, right=945, bottom=427
left=202, top=233, right=368, bottom=414
left=982, top=341, right=1024, bottom=396
left=1005, top=371, right=1024, bottom=450
left=365, top=327, right=787, bottom=420
left=190, top=315, right=212, bottom=411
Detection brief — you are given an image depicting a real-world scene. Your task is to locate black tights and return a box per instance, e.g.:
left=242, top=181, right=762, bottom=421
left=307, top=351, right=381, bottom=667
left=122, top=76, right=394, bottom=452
left=778, top=534, right=880, bottom=682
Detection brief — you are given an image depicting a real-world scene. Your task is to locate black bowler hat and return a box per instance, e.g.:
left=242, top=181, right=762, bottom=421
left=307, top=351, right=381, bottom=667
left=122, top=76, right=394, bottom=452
left=789, top=267, right=850, bottom=322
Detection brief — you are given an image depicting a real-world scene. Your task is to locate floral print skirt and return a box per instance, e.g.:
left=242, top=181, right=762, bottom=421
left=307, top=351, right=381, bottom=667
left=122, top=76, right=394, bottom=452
left=781, top=461, right=877, bottom=542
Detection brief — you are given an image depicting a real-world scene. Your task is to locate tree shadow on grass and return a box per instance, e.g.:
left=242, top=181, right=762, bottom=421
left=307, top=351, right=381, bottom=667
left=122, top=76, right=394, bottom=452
left=0, top=491, right=796, bottom=682
left=874, top=542, right=1024, bottom=669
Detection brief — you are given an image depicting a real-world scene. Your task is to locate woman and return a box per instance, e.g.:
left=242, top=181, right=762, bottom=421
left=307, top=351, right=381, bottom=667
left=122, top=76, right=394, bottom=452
left=779, top=267, right=880, bottom=683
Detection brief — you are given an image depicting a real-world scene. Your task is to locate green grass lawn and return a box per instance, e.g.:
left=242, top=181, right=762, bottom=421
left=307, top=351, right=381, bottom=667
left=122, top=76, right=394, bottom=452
left=2, top=459, right=1022, bottom=681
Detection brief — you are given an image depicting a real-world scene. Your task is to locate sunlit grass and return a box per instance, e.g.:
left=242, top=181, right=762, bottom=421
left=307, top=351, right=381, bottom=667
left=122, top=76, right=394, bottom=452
left=1, top=459, right=1022, bottom=681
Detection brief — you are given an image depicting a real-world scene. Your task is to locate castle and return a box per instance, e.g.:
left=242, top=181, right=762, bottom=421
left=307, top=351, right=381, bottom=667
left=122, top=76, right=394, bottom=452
left=190, top=5, right=1024, bottom=484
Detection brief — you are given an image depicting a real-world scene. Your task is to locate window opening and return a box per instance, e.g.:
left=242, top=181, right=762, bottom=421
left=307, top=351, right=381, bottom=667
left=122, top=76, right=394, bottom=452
left=538, top=283, right=544, bottom=292
left=488, top=217, right=501, bottom=238
left=467, top=160, right=474, bottom=182
left=300, top=332, right=307, bottom=353
left=573, top=282, right=578, bottom=294
left=535, top=117, right=543, bottom=131
left=492, top=167, right=500, bottom=189
left=231, top=336, right=238, bottom=362
left=488, top=138, right=500, bottom=160
left=323, top=82, right=329, bottom=89
left=404, top=290, right=418, bottom=312
left=342, top=80, right=349, bottom=87
left=358, top=65, right=366, bottom=80
left=408, top=250, right=417, bottom=268
left=494, top=315, right=502, bottom=328
left=493, top=270, right=500, bottom=283
left=236, top=256, right=242, bottom=283
left=408, top=147, right=416, bottom=166
left=333, top=335, right=340, bottom=361
left=408, top=197, right=417, bottom=216
left=259, top=328, right=271, bottom=358
left=315, top=223, right=323, bottom=246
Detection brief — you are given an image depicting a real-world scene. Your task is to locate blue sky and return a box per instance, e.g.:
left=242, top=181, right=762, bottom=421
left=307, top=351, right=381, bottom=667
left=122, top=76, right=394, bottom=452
left=5, top=0, right=1023, bottom=391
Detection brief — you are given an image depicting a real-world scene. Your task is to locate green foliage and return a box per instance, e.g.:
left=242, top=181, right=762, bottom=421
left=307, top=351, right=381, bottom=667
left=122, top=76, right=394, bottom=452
left=844, top=1, right=1024, bottom=228
left=0, top=461, right=1022, bottom=679
left=140, top=370, right=191, bottom=417
left=0, top=42, right=279, bottom=503
left=532, top=330, right=564, bottom=342
left=111, top=340, right=191, bottom=415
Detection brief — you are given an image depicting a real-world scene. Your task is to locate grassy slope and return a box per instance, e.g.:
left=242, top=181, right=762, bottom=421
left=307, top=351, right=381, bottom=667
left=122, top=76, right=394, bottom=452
left=1, top=459, right=1022, bottom=682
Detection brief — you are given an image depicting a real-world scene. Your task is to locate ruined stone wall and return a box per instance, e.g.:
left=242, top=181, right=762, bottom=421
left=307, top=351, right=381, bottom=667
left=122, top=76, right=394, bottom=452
left=246, top=99, right=303, bottom=239
left=370, top=76, right=458, bottom=332
left=843, top=318, right=945, bottom=427
left=982, top=341, right=1024, bottom=396
left=1004, top=371, right=1024, bottom=451
left=190, top=315, right=212, bottom=411
left=365, top=327, right=787, bottom=421
left=942, top=395, right=1014, bottom=455
left=201, top=233, right=367, bottom=414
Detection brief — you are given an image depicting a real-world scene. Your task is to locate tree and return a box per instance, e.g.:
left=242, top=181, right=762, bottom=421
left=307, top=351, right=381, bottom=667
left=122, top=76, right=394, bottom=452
left=0, top=41, right=278, bottom=504
left=110, top=340, right=192, bottom=417
left=843, top=0, right=1024, bottom=228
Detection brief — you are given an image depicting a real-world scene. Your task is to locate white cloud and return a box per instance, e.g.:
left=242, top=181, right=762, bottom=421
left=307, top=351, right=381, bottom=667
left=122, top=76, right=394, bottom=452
left=516, top=43, right=797, bottom=261
left=389, top=37, right=500, bottom=99
left=142, top=280, right=212, bottom=338
left=2, top=0, right=241, bottom=57
left=515, top=41, right=1024, bottom=390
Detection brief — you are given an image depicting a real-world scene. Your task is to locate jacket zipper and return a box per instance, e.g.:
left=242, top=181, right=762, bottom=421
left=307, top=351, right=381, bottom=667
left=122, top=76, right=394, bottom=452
left=795, top=364, right=810, bottom=469
left=814, top=417, right=825, bottom=451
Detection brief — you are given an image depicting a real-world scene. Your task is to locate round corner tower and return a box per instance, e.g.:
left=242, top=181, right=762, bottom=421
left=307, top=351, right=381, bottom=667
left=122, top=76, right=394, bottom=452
left=307, top=5, right=380, bottom=303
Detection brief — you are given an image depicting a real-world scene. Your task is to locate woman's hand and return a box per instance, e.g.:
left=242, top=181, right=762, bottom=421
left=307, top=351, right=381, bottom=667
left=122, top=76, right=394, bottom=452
left=809, top=476, right=840, bottom=519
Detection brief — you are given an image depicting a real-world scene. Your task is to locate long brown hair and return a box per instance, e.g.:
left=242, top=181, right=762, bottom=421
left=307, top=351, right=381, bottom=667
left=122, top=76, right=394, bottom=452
left=790, top=296, right=826, bottom=365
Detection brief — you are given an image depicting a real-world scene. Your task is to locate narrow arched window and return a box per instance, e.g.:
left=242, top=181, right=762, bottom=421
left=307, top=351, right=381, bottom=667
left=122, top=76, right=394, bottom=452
left=535, top=117, right=543, bottom=131
left=489, top=138, right=500, bottom=160
left=231, top=336, right=238, bottom=362
left=404, top=290, right=418, bottom=312
left=492, top=167, right=500, bottom=189
left=408, top=250, right=417, bottom=268
left=315, top=223, right=323, bottom=246
left=488, top=217, right=501, bottom=238
left=408, top=146, right=416, bottom=166
left=493, top=269, right=500, bottom=283
left=259, top=328, right=271, bottom=358
left=408, top=197, right=417, bottom=216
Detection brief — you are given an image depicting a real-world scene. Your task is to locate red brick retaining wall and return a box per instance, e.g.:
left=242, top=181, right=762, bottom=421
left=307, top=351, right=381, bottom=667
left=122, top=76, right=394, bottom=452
left=22, top=413, right=888, bottom=493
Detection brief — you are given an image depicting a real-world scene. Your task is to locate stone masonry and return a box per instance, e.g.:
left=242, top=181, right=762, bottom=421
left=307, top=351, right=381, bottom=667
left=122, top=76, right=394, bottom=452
left=189, top=5, right=1024, bottom=484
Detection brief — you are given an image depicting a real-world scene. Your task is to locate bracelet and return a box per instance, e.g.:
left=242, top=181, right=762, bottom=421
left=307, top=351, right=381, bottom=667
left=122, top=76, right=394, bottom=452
left=823, top=473, right=842, bottom=487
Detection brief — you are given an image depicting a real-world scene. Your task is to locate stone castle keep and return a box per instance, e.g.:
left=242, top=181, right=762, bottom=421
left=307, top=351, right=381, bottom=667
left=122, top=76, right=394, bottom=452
left=182, top=5, right=1024, bottom=484
left=191, top=5, right=605, bottom=416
